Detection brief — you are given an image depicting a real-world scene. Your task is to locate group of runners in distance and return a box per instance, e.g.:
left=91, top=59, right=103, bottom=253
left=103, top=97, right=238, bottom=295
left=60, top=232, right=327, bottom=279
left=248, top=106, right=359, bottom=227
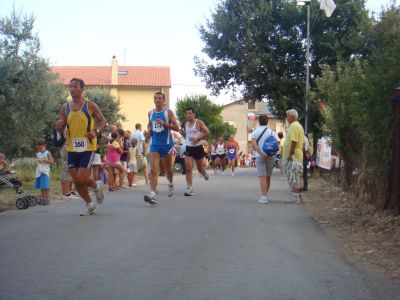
left=210, top=135, right=240, bottom=176
left=56, top=77, right=304, bottom=216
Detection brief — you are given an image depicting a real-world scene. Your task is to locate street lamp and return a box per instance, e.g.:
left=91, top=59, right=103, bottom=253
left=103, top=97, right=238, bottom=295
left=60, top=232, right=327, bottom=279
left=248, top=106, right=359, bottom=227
left=296, top=0, right=311, bottom=135
left=297, top=0, right=311, bottom=191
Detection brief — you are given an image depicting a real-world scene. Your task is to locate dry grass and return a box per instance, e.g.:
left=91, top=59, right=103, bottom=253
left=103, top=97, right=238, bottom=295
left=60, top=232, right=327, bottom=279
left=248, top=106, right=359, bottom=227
left=0, top=161, right=64, bottom=211
left=303, top=176, right=400, bottom=282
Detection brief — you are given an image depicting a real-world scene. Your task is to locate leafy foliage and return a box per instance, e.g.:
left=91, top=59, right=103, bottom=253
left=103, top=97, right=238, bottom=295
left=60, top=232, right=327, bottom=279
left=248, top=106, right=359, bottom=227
left=0, top=9, right=65, bottom=158
left=195, top=0, right=371, bottom=129
left=175, top=95, right=236, bottom=141
left=315, top=5, right=400, bottom=208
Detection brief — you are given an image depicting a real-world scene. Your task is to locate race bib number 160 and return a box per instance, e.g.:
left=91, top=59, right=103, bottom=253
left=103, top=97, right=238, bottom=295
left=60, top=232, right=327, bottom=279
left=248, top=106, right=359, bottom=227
left=72, top=138, right=88, bottom=152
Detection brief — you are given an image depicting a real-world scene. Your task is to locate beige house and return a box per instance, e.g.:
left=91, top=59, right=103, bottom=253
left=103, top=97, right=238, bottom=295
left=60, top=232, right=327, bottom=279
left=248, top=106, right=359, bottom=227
left=52, top=57, right=171, bottom=130
left=221, top=101, right=285, bottom=154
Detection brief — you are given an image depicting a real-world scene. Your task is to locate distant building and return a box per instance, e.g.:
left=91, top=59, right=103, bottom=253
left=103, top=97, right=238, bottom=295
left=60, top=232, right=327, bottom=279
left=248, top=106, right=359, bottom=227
left=221, top=101, right=285, bottom=154
left=52, top=57, right=171, bottom=130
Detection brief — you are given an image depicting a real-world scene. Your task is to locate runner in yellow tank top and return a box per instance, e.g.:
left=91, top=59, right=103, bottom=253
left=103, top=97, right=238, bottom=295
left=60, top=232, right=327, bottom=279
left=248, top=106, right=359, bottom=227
left=56, top=78, right=107, bottom=216
left=66, top=100, right=97, bottom=152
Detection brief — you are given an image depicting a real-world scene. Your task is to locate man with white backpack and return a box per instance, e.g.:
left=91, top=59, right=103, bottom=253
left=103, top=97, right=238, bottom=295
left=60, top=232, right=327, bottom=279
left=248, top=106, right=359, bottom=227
left=251, top=114, right=279, bottom=204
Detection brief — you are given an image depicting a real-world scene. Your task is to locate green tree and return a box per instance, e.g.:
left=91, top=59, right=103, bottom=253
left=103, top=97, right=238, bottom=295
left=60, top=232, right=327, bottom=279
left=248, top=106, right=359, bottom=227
left=175, top=95, right=236, bottom=141
left=83, top=88, right=126, bottom=127
left=195, top=0, right=372, bottom=129
left=0, top=9, right=65, bottom=158
left=314, top=4, right=400, bottom=210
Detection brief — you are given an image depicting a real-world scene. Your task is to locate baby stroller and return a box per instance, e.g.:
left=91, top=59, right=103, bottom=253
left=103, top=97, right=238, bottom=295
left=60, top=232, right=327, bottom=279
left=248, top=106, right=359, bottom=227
left=0, top=171, right=39, bottom=209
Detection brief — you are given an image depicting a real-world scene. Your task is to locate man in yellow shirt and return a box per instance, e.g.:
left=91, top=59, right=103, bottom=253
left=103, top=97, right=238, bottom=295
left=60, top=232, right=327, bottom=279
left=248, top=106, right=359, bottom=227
left=283, top=109, right=305, bottom=203
left=56, top=78, right=107, bottom=216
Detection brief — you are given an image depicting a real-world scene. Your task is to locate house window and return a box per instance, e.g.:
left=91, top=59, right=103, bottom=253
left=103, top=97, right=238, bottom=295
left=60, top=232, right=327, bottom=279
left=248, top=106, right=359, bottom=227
left=248, top=102, right=255, bottom=110
left=118, top=70, right=128, bottom=75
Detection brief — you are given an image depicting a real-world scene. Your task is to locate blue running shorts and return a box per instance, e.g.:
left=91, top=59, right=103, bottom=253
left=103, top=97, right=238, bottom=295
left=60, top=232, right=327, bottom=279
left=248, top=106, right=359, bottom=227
left=150, top=144, right=174, bottom=158
left=68, top=151, right=95, bottom=169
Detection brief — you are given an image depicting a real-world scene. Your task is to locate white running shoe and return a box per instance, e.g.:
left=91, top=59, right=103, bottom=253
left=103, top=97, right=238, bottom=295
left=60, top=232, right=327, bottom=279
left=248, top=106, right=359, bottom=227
left=80, top=202, right=96, bottom=216
left=202, top=171, right=209, bottom=181
left=231, top=172, right=235, bottom=177
left=258, top=196, right=268, bottom=204
left=63, top=193, right=79, bottom=200
left=144, top=192, right=157, bottom=205
left=184, top=187, right=194, bottom=196
left=93, top=181, right=105, bottom=204
left=168, top=183, right=174, bottom=197
left=222, top=172, right=226, bottom=176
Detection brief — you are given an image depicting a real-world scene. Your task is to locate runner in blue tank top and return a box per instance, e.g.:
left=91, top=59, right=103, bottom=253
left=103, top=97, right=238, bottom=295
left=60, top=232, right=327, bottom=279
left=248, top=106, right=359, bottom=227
left=144, top=92, right=180, bottom=205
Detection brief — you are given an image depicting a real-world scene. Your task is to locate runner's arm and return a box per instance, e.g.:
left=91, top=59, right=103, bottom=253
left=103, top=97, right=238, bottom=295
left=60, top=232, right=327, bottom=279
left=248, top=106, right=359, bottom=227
left=145, top=111, right=152, bottom=138
left=164, top=109, right=180, bottom=132
left=192, top=120, right=209, bottom=144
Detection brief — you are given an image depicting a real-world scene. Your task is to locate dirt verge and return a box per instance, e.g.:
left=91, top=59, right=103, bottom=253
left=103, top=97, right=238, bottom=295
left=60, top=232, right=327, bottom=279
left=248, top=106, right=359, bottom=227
left=303, top=176, right=400, bottom=282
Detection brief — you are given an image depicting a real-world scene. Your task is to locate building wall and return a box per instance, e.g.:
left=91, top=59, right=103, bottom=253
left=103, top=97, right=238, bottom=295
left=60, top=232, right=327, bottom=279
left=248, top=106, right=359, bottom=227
left=221, top=102, right=248, bottom=153
left=116, top=87, right=170, bottom=131
left=222, top=101, right=286, bottom=154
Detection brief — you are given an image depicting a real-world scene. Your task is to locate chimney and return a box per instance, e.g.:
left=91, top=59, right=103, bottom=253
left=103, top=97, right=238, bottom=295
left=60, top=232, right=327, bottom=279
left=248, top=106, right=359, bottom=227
left=111, top=56, right=118, bottom=85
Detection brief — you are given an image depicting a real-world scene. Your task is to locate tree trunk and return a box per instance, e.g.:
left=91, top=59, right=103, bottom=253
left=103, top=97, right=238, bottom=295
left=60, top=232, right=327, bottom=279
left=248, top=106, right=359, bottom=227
left=386, top=103, right=400, bottom=214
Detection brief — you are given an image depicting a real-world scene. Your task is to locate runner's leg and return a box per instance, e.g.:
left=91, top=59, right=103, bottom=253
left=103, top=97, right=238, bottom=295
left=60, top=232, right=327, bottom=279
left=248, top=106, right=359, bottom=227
left=195, top=157, right=205, bottom=175
left=185, top=156, right=194, bottom=187
left=164, top=153, right=174, bottom=184
left=70, top=168, right=92, bottom=203
left=149, top=152, right=160, bottom=193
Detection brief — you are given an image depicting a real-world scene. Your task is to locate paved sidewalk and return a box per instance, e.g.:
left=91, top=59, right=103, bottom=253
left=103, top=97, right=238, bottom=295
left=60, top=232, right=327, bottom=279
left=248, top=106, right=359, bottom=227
left=0, top=168, right=399, bottom=300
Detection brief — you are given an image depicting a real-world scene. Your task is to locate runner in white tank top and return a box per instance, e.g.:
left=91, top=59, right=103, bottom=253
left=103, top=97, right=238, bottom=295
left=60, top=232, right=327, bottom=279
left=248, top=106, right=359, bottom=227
left=185, top=119, right=203, bottom=147
left=182, top=107, right=210, bottom=196
left=215, top=136, right=226, bottom=175
left=210, top=140, right=218, bottom=174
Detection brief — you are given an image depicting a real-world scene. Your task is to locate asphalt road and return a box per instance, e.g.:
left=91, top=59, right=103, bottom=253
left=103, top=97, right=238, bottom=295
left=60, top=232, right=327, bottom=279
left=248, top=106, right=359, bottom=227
left=0, top=168, right=399, bottom=300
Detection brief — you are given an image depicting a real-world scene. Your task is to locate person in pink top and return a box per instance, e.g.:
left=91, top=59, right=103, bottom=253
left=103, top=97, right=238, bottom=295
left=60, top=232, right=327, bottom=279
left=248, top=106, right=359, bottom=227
left=105, top=131, right=125, bottom=191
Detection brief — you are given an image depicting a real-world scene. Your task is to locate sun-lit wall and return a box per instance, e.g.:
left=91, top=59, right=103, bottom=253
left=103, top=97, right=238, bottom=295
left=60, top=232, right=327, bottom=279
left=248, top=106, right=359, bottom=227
left=221, top=102, right=248, bottom=153
left=116, top=87, right=170, bottom=131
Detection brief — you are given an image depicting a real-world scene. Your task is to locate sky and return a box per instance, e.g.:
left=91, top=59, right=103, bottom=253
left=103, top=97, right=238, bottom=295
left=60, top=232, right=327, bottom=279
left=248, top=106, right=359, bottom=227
left=0, top=0, right=395, bottom=109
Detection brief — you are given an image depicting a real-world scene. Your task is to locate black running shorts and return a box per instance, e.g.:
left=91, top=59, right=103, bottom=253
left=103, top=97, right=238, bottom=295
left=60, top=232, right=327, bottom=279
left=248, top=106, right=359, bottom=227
left=185, top=145, right=206, bottom=160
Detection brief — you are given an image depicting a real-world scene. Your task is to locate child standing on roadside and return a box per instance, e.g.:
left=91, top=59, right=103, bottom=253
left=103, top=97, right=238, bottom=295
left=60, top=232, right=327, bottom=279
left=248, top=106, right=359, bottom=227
left=35, top=138, right=54, bottom=205
left=105, top=131, right=125, bottom=191
left=127, top=138, right=139, bottom=188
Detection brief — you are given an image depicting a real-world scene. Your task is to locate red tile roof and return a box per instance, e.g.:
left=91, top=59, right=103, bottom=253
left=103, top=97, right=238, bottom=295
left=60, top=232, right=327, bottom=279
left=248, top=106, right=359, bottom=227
left=52, top=66, right=171, bottom=87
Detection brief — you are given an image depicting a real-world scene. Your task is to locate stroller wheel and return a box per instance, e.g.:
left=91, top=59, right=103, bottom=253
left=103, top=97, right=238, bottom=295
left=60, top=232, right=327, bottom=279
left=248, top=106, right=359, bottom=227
left=26, top=195, right=38, bottom=206
left=16, top=198, right=28, bottom=210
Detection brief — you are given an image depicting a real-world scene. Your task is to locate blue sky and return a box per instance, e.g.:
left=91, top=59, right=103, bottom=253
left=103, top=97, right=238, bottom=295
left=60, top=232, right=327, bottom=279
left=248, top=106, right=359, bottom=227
left=0, top=0, right=394, bottom=108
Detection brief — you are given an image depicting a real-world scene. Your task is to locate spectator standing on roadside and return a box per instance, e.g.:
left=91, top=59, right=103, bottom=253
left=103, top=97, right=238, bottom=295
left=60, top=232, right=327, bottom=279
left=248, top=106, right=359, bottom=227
left=251, top=114, right=278, bottom=204
left=131, top=123, right=149, bottom=184
left=34, top=138, right=54, bottom=205
left=283, top=109, right=305, bottom=204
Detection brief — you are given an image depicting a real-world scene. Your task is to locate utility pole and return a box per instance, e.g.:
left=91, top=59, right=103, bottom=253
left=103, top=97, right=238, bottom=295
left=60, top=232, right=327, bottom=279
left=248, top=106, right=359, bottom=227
left=297, top=0, right=311, bottom=191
